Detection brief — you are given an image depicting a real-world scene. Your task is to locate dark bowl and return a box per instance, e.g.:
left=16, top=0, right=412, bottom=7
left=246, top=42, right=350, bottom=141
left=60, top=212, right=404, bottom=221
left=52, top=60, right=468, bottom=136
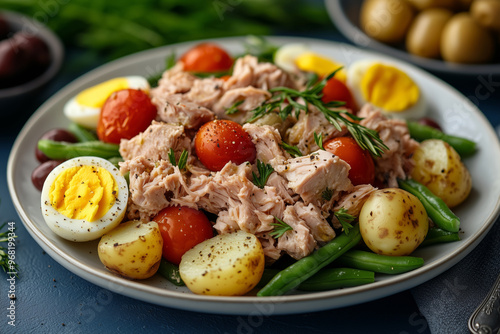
left=325, top=0, right=500, bottom=76
left=0, top=10, right=64, bottom=107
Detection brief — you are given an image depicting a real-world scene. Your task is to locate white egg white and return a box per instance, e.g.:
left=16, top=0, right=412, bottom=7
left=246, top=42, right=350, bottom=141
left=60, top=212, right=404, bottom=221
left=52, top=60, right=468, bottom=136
left=346, top=59, right=427, bottom=120
left=63, top=76, right=150, bottom=129
left=273, top=43, right=311, bottom=72
left=40, top=157, right=128, bottom=242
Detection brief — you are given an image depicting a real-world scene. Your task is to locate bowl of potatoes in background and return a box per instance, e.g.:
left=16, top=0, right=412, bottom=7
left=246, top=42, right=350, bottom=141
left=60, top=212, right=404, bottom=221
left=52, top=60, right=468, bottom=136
left=326, top=0, right=500, bottom=75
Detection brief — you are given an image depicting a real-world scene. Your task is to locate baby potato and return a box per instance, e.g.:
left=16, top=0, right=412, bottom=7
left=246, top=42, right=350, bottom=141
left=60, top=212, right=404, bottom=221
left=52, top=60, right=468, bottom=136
left=411, top=139, right=472, bottom=208
left=360, top=0, right=415, bottom=44
left=406, top=8, right=454, bottom=58
left=179, top=230, right=265, bottom=296
left=98, top=220, right=163, bottom=280
left=405, top=0, right=456, bottom=10
left=471, top=0, right=500, bottom=31
left=359, top=188, right=429, bottom=256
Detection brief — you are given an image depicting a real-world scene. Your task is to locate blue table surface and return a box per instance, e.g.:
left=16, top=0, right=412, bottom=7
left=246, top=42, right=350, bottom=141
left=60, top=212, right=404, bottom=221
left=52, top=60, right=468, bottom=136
left=1, top=29, right=499, bottom=334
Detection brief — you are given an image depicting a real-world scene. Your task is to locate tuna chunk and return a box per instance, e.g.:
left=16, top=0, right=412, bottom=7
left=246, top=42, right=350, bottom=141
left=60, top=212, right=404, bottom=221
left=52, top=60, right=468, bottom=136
left=243, top=123, right=288, bottom=167
left=332, top=184, right=377, bottom=229
left=274, top=150, right=352, bottom=210
left=120, top=157, right=189, bottom=221
left=293, top=201, right=335, bottom=243
left=153, top=94, right=214, bottom=130
left=185, top=77, right=225, bottom=109
left=224, top=55, right=297, bottom=91
left=276, top=205, right=317, bottom=260
left=286, top=105, right=348, bottom=154
left=119, top=121, right=191, bottom=161
left=152, top=63, right=197, bottom=95
left=358, top=104, right=419, bottom=187
left=213, top=86, right=271, bottom=123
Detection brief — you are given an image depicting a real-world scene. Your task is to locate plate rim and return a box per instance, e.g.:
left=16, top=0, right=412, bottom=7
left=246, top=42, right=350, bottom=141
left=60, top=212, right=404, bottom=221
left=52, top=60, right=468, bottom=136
left=325, top=0, right=500, bottom=76
left=8, top=35, right=500, bottom=315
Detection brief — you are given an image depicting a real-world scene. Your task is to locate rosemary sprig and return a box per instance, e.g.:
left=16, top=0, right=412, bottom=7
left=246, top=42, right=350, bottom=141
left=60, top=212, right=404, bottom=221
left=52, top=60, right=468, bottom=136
left=168, top=148, right=188, bottom=170
left=280, top=142, right=303, bottom=157
left=248, top=70, right=388, bottom=157
left=270, top=217, right=293, bottom=239
left=314, top=132, right=325, bottom=150
left=252, top=159, right=274, bottom=189
left=225, top=100, right=245, bottom=115
left=334, top=208, right=356, bottom=235
left=321, top=187, right=333, bottom=201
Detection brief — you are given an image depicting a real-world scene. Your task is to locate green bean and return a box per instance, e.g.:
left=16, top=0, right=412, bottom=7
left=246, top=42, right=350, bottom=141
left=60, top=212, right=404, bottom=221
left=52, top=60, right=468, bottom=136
left=419, top=227, right=461, bottom=248
left=297, top=268, right=374, bottom=291
left=407, top=121, right=476, bottom=157
left=257, top=224, right=361, bottom=297
left=398, top=178, right=460, bottom=232
left=334, top=250, right=424, bottom=274
left=157, top=259, right=185, bottom=286
left=68, top=122, right=98, bottom=142
left=37, top=139, right=120, bottom=160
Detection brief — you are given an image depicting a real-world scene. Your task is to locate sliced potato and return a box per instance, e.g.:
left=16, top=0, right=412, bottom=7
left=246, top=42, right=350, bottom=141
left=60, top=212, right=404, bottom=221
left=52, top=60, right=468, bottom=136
left=411, top=139, right=472, bottom=208
left=98, top=220, right=163, bottom=280
left=359, top=188, right=429, bottom=256
left=179, top=230, right=265, bottom=296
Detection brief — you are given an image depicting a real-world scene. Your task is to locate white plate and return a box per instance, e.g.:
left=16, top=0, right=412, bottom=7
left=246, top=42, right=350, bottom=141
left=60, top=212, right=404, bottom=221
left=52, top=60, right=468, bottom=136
left=8, top=36, right=500, bottom=315
left=325, top=0, right=500, bottom=76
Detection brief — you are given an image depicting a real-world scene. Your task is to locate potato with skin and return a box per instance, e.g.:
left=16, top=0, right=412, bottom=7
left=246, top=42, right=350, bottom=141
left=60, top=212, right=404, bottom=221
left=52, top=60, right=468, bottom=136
left=360, top=0, right=415, bottom=44
left=179, top=230, right=265, bottom=296
left=405, top=0, right=456, bottom=10
left=406, top=8, right=453, bottom=58
left=471, top=0, right=500, bottom=31
left=359, top=188, right=429, bottom=256
left=411, top=139, right=472, bottom=208
left=98, top=220, right=163, bottom=280
left=440, top=13, right=495, bottom=64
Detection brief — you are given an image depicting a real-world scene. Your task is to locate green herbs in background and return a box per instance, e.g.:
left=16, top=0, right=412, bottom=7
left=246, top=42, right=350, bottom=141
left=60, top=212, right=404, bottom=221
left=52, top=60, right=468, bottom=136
left=0, top=0, right=334, bottom=60
left=0, top=222, right=19, bottom=276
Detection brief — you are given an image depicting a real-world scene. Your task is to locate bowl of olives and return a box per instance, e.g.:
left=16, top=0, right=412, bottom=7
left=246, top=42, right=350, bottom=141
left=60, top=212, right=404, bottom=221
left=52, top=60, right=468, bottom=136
left=326, top=0, right=500, bottom=75
left=0, top=10, right=63, bottom=106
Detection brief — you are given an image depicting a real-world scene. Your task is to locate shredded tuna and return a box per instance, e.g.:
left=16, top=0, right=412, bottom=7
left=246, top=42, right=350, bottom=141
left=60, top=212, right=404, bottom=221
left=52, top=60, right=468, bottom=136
left=332, top=184, right=377, bottom=229
left=119, top=121, right=191, bottom=161
left=153, top=94, right=214, bottom=130
left=243, top=123, right=288, bottom=168
left=184, top=77, right=225, bottom=109
left=293, top=201, right=335, bottom=243
left=213, top=87, right=271, bottom=123
left=277, top=205, right=317, bottom=260
left=358, top=105, right=420, bottom=187
left=152, top=63, right=197, bottom=95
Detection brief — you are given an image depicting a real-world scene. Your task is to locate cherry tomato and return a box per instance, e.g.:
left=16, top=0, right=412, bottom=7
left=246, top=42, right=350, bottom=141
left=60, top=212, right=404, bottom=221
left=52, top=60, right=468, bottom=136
left=323, top=137, right=375, bottom=186
left=35, top=129, right=78, bottom=163
left=97, top=89, right=157, bottom=144
left=152, top=206, right=213, bottom=265
left=195, top=120, right=256, bottom=171
left=321, top=77, right=357, bottom=112
left=179, top=43, right=233, bottom=72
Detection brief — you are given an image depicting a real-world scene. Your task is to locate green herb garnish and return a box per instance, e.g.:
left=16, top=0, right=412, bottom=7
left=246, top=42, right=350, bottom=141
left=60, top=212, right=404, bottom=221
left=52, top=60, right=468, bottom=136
left=248, top=69, right=388, bottom=157
left=281, top=142, right=303, bottom=157
left=252, top=159, right=274, bottom=189
left=270, top=217, right=293, bottom=239
left=168, top=148, right=188, bottom=170
left=334, top=208, right=356, bottom=235
left=314, top=132, right=325, bottom=150
left=225, top=100, right=245, bottom=115
left=321, top=187, right=333, bottom=201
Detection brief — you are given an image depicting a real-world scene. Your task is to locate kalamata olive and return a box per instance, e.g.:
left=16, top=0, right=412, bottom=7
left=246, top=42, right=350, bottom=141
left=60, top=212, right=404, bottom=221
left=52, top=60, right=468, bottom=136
left=35, top=129, right=78, bottom=163
left=418, top=117, right=442, bottom=131
left=0, top=16, right=9, bottom=40
left=0, top=32, right=51, bottom=88
left=31, top=160, right=64, bottom=191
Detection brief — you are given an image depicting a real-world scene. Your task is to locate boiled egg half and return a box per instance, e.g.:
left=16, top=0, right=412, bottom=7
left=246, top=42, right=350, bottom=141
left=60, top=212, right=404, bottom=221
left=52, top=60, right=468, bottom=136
left=346, top=60, right=426, bottom=119
left=41, top=157, right=128, bottom=242
left=64, top=76, right=150, bottom=129
left=274, top=44, right=347, bottom=82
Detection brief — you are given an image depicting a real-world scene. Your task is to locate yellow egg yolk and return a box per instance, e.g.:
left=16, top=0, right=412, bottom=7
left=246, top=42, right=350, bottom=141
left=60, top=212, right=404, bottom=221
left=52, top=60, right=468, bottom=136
left=75, top=78, right=129, bottom=108
left=295, top=52, right=347, bottom=82
left=360, top=63, right=419, bottom=112
left=49, top=165, right=118, bottom=222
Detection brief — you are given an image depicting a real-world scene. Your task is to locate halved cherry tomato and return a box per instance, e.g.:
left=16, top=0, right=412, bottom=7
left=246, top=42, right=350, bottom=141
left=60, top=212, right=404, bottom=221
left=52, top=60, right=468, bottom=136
left=194, top=120, right=256, bottom=171
left=97, top=89, right=157, bottom=144
left=322, top=77, right=357, bottom=112
left=152, top=206, right=213, bottom=265
left=323, top=137, right=375, bottom=186
left=179, top=43, right=233, bottom=73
